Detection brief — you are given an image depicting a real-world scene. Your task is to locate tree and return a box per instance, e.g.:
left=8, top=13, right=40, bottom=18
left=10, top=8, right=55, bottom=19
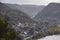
left=0, top=15, right=18, bottom=40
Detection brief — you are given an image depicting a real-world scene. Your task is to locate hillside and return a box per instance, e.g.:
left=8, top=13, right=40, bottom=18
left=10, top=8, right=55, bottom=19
left=0, top=2, right=35, bottom=25
left=34, top=3, right=60, bottom=24
left=33, top=3, right=60, bottom=39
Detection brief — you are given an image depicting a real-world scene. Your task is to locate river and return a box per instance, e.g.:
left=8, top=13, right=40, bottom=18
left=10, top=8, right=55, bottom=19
left=38, top=35, right=60, bottom=40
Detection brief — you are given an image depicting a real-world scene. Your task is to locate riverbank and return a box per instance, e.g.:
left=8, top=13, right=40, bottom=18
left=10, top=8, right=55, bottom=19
left=38, top=35, right=60, bottom=40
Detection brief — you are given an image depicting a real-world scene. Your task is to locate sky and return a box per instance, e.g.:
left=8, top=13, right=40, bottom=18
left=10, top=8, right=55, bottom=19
left=0, top=0, right=60, bottom=5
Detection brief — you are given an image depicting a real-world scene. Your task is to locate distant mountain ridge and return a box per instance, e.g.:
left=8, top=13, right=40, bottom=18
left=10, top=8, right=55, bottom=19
left=5, top=3, right=45, bottom=18
left=34, top=3, right=60, bottom=24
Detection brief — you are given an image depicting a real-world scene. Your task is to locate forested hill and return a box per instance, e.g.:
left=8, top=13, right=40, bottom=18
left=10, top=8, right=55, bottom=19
left=34, top=3, right=60, bottom=24
left=0, top=2, right=35, bottom=25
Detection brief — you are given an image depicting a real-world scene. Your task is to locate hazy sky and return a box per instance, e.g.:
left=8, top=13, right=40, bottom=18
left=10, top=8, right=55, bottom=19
left=0, top=0, right=60, bottom=5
